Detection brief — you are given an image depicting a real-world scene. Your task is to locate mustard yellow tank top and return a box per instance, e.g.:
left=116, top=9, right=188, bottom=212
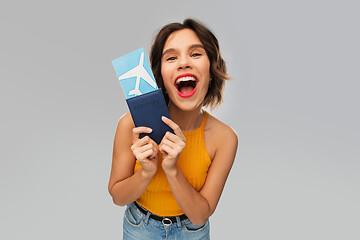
left=134, top=111, right=211, bottom=216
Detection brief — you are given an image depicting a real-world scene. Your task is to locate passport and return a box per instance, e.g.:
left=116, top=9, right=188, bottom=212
left=126, top=89, right=173, bottom=144
left=112, top=48, right=173, bottom=144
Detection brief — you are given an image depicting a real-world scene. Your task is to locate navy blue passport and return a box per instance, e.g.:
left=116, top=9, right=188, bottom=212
left=126, top=89, right=174, bottom=144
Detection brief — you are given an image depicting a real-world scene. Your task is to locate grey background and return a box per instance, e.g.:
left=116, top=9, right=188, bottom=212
left=1, top=0, right=359, bottom=239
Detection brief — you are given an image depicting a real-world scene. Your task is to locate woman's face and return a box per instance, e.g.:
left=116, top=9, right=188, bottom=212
left=161, top=28, right=210, bottom=112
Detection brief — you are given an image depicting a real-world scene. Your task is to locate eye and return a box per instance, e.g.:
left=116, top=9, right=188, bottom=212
left=166, top=56, right=177, bottom=61
left=191, top=52, right=202, bottom=57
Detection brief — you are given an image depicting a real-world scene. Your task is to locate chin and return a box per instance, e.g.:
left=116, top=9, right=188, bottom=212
left=168, top=96, right=204, bottom=112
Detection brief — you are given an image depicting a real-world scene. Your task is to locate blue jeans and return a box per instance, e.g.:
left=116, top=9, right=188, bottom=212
left=123, top=202, right=210, bottom=240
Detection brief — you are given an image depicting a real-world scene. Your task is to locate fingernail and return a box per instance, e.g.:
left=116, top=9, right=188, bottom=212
left=147, top=128, right=152, bottom=132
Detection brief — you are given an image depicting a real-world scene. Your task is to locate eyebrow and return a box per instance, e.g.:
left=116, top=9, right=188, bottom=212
left=162, top=44, right=205, bottom=58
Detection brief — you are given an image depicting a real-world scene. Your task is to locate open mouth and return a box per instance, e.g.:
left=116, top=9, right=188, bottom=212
left=174, top=74, right=198, bottom=98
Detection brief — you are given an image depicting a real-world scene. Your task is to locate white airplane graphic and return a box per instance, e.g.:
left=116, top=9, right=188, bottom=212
left=118, top=52, right=157, bottom=96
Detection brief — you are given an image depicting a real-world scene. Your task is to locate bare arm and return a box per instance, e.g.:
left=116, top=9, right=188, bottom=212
left=108, top=113, right=159, bottom=206
left=160, top=117, right=238, bottom=225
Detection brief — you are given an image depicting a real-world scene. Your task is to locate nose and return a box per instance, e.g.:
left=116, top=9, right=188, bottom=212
left=177, top=55, right=192, bottom=70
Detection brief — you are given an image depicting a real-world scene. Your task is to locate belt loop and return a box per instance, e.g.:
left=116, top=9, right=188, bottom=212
left=143, top=211, right=151, bottom=225
left=175, top=216, right=182, bottom=229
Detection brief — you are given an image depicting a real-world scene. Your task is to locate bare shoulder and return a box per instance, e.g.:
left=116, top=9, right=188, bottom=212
left=206, top=113, right=238, bottom=143
left=205, top=113, right=238, bottom=159
left=114, top=112, right=135, bottom=146
left=116, top=112, right=135, bottom=132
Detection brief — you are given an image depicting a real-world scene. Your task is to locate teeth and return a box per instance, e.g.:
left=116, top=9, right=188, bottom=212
left=176, top=76, right=196, bottom=84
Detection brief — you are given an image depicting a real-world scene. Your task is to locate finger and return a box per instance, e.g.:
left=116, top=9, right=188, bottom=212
left=162, top=131, right=186, bottom=148
left=141, top=142, right=158, bottom=159
left=138, top=149, right=155, bottom=162
left=161, top=116, right=185, bottom=139
left=160, top=145, right=173, bottom=154
left=132, top=127, right=152, bottom=143
left=162, top=131, right=179, bottom=143
left=151, top=141, right=159, bottom=158
left=133, top=139, right=158, bottom=159
left=137, top=142, right=153, bottom=154
left=140, top=137, right=159, bottom=158
left=136, top=144, right=156, bottom=160
left=160, top=138, right=177, bottom=150
left=131, top=135, right=151, bottom=151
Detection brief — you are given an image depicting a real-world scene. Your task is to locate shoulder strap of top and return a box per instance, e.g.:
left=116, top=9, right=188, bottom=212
left=200, top=111, right=209, bottom=130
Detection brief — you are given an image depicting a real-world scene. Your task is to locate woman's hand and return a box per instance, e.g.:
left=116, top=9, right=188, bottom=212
left=130, top=127, right=159, bottom=177
left=159, top=116, right=186, bottom=174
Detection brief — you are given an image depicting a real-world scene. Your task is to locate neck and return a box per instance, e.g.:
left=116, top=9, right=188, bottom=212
left=168, top=103, right=205, bottom=132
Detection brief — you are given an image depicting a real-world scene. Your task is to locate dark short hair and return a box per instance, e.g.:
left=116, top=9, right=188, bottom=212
left=150, top=19, right=230, bottom=109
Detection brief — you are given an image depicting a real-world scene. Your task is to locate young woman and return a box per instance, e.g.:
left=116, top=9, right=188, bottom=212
left=108, top=19, right=238, bottom=239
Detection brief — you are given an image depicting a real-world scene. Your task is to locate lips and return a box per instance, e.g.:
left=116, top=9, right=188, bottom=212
left=174, top=73, right=198, bottom=98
